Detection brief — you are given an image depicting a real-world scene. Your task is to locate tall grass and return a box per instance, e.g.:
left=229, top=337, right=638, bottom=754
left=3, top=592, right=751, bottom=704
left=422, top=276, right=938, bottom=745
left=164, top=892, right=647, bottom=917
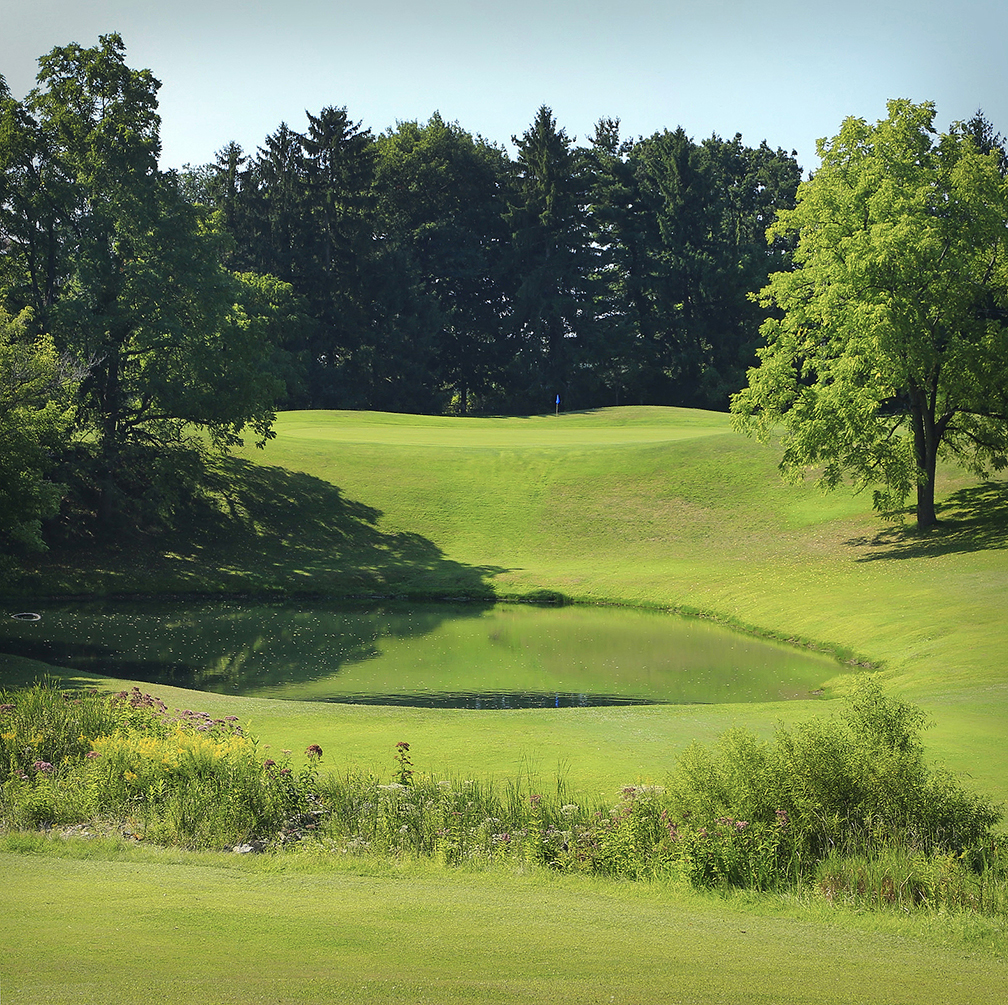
left=0, top=682, right=320, bottom=847
left=2, top=678, right=1004, bottom=915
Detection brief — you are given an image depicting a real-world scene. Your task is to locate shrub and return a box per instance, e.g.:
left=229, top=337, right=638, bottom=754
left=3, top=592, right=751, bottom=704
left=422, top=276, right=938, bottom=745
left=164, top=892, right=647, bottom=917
left=659, top=677, right=1002, bottom=887
left=0, top=681, right=323, bottom=848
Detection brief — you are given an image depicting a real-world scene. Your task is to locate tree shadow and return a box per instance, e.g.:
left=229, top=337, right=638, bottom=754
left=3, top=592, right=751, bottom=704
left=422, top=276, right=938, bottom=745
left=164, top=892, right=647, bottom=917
left=849, top=480, right=1008, bottom=561
left=24, top=453, right=506, bottom=599
left=168, top=455, right=507, bottom=597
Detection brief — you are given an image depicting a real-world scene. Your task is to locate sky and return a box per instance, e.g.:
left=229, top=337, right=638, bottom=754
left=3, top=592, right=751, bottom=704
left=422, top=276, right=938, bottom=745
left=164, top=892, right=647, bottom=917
left=2, top=0, right=1007, bottom=175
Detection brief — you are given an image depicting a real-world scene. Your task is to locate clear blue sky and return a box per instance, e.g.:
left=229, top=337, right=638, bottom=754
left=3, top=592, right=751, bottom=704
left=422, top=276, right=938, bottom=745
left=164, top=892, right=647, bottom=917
left=3, top=0, right=1007, bottom=174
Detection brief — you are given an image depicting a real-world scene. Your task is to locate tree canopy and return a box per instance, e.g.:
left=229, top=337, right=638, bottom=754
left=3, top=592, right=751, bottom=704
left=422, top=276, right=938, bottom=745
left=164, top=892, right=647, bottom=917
left=731, top=100, right=1008, bottom=528
left=0, top=34, right=287, bottom=523
left=0, top=307, right=80, bottom=554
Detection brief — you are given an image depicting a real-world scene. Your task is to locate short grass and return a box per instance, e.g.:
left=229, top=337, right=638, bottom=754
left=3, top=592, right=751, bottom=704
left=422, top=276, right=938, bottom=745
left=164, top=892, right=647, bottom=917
left=4, top=839, right=1007, bottom=1005
left=4, top=406, right=1008, bottom=1001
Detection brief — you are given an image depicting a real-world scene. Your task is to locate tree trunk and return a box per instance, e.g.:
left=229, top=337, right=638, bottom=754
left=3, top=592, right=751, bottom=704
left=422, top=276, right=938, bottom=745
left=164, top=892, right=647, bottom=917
left=910, top=391, right=939, bottom=530
left=916, top=464, right=937, bottom=529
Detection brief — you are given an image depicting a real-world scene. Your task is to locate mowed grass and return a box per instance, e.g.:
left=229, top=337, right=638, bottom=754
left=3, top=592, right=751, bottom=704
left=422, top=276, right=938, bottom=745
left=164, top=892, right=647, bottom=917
left=4, top=841, right=1007, bottom=1005
left=4, top=406, right=1008, bottom=1002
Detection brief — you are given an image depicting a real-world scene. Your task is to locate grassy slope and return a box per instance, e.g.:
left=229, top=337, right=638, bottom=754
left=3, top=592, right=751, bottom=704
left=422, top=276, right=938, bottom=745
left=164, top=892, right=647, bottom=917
left=7, top=406, right=1008, bottom=797
left=4, top=406, right=1008, bottom=1002
left=237, top=408, right=1008, bottom=798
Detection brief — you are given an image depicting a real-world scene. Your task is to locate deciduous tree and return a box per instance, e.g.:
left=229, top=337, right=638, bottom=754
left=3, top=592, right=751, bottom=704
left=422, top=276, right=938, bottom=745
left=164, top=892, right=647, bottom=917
left=0, top=35, right=284, bottom=503
left=732, top=100, right=1008, bottom=528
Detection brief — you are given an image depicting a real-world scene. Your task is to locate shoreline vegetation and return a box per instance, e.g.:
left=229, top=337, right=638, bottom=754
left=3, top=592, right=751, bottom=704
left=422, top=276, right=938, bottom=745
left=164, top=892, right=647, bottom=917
left=2, top=678, right=1004, bottom=919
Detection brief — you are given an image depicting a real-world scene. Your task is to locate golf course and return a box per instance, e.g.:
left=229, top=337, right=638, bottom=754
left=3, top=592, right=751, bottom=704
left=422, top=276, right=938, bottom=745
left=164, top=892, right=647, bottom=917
left=3, top=405, right=1008, bottom=1003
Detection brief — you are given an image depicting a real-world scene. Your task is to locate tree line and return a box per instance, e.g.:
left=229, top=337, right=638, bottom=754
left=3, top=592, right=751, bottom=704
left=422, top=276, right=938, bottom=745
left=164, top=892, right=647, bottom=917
left=181, top=106, right=802, bottom=416
left=0, top=33, right=802, bottom=551
left=6, top=35, right=1002, bottom=550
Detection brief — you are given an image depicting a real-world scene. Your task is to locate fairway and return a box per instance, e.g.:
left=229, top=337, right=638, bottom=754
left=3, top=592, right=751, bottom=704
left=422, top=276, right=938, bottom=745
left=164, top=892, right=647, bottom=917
left=4, top=405, right=1008, bottom=1004
left=4, top=845, right=1007, bottom=1005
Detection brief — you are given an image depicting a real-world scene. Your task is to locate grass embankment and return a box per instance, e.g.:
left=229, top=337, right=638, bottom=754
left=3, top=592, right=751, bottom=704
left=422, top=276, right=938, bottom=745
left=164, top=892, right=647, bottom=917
left=9, top=406, right=1005, bottom=797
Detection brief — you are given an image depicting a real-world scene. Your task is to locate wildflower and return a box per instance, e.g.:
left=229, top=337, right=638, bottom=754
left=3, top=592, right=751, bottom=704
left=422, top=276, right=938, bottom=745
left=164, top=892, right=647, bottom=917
left=395, top=741, right=410, bottom=753
left=735, top=819, right=748, bottom=831
left=34, top=760, right=53, bottom=773
left=264, top=759, right=276, bottom=768
left=530, top=793, right=542, bottom=808
left=0, top=703, right=14, bottom=714
left=305, top=744, right=323, bottom=760
left=775, top=808, right=789, bottom=827
left=85, top=750, right=99, bottom=759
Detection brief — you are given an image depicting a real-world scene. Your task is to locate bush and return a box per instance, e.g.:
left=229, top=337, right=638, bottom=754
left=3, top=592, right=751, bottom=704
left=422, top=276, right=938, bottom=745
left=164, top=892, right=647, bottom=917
left=0, top=681, right=322, bottom=848
left=658, top=677, right=1002, bottom=888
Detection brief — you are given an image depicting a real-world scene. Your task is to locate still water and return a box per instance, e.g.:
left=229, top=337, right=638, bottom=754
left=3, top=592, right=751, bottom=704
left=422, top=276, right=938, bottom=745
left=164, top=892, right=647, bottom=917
left=1, top=600, right=841, bottom=708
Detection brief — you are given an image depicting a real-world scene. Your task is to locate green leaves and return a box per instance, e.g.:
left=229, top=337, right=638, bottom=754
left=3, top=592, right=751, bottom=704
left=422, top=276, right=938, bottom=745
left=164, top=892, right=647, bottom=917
left=0, top=308, right=80, bottom=553
left=733, top=100, right=1008, bottom=526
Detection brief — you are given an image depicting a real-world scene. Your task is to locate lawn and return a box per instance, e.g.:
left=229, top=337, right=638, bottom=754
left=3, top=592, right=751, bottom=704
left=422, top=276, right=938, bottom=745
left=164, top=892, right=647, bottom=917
left=4, top=840, right=1007, bottom=1005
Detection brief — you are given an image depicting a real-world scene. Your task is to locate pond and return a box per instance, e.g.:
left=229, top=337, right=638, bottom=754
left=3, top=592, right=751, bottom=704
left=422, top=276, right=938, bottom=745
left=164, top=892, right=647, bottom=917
left=0, top=600, right=842, bottom=708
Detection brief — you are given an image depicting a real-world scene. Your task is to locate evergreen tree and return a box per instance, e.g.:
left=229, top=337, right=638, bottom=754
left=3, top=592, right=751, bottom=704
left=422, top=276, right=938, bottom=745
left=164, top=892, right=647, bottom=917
left=505, top=106, right=597, bottom=410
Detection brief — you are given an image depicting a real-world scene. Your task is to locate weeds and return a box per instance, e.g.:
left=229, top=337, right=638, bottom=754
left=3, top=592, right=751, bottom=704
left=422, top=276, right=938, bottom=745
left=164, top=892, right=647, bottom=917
left=1, top=677, right=1005, bottom=916
left=0, top=681, right=321, bottom=848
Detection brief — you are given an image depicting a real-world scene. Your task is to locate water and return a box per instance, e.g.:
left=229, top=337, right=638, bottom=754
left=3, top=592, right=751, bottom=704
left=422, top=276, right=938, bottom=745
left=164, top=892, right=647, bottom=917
left=0, top=599, right=842, bottom=707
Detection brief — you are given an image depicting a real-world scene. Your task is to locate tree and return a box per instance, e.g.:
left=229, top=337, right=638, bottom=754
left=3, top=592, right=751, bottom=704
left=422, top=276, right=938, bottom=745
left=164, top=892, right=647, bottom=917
left=0, top=35, right=284, bottom=513
left=505, top=106, right=596, bottom=409
left=585, top=117, right=648, bottom=405
left=627, top=128, right=800, bottom=409
left=0, top=307, right=81, bottom=554
left=376, top=114, right=511, bottom=413
left=731, top=100, right=1008, bottom=529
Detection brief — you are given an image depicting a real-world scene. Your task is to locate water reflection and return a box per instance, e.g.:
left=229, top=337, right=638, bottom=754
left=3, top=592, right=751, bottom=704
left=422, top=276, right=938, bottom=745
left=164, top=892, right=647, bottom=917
left=0, top=600, right=842, bottom=706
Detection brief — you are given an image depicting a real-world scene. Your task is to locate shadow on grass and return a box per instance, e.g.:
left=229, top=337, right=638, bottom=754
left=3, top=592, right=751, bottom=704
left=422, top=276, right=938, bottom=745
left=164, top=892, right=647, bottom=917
left=849, top=480, right=1008, bottom=561
left=23, top=454, right=506, bottom=599
left=177, top=455, right=506, bottom=596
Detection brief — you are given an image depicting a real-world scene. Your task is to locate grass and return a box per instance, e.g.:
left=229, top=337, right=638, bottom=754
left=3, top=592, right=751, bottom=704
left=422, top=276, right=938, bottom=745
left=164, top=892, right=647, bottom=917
left=4, top=840, right=1007, bottom=1005
left=3, top=405, right=1008, bottom=1001
left=12, top=406, right=1005, bottom=789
